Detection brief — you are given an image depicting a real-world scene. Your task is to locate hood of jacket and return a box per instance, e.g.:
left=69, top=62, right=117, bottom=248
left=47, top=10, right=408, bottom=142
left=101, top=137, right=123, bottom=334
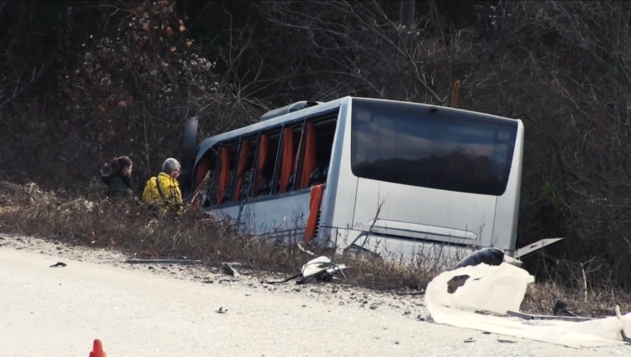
left=102, top=172, right=133, bottom=187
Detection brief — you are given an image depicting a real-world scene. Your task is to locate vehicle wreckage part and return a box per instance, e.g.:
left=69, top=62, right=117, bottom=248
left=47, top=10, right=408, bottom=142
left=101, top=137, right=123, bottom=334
left=425, top=261, right=631, bottom=348
left=263, top=255, right=347, bottom=285
left=453, top=248, right=505, bottom=269
left=506, top=310, right=593, bottom=323
left=513, top=237, right=564, bottom=259
left=125, top=259, right=202, bottom=265
left=453, top=238, right=565, bottom=270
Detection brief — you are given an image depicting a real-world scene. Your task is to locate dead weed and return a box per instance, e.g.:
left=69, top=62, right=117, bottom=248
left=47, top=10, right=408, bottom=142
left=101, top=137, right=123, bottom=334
left=1, top=180, right=629, bottom=318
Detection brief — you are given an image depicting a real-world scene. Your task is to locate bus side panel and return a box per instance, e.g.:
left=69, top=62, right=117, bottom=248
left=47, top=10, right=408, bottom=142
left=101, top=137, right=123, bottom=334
left=346, top=229, right=477, bottom=268
left=317, top=99, right=359, bottom=247
left=251, top=192, right=312, bottom=243
left=352, top=179, right=496, bottom=243
left=209, top=193, right=311, bottom=244
left=491, top=121, right=525, bottom=253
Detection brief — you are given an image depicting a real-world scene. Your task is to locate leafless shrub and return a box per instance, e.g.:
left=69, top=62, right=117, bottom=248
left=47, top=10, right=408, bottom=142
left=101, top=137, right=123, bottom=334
left=2, top=179, right=631, bottom=315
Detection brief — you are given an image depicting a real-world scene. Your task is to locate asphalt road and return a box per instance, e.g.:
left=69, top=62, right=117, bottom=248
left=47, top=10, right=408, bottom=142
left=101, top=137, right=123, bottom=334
left=0, top=246, right=628, bottom=357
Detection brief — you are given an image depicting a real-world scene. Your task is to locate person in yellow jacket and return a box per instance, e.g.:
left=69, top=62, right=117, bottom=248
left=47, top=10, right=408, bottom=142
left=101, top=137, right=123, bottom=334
left=142, top=158, right=183, bottom=213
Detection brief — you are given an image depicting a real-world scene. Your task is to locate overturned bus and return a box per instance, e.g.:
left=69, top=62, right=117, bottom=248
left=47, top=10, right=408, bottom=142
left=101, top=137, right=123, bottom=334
left=178, top=96, right=555, bottom=265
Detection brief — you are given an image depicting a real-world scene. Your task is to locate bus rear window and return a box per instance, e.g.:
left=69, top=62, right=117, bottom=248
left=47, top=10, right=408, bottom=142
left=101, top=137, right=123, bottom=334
left=350, top=99, right=518, bottom=196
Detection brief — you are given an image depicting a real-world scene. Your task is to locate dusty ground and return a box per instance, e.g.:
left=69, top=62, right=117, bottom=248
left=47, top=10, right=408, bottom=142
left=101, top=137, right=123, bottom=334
left=0, top=233, right=431, bottom=319
left=1, top=233, right=630, bottom=357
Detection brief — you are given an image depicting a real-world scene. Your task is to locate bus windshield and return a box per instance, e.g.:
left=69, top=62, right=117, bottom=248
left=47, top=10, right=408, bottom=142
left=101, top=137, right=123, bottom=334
left=350, top=98, right=518, bottom=196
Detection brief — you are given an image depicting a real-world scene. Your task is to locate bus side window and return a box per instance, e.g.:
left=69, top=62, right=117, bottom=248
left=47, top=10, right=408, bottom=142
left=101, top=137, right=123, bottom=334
left=280, top=125, right=303, bottom=193
left=254, top=129, right=282, bottom=197
left=311, top=118, right=336, bottom=186
left=193, top=150, right=217, bottom=208
left=215, top=143, right=239, bottom=205
left=234, top=137, right=257, bottom=201
left=298, top=122, right=316, bottom=189
left=292, top=118, right=337, bottom=189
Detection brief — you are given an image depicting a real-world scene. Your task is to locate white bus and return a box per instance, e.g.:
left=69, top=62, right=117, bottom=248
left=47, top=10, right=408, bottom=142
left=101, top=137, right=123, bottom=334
left=180, top=96, right=526, bottom=265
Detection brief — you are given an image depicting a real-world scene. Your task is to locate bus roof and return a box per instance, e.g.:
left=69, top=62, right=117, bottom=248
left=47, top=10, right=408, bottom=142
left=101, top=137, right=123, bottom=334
left=193, top=96, right=522, bottom=166
left=193, top=96, right=349, bottom=164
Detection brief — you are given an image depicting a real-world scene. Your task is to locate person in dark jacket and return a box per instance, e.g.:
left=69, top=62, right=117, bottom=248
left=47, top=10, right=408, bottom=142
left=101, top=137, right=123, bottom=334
left=102, top=156, right=135, bottom=200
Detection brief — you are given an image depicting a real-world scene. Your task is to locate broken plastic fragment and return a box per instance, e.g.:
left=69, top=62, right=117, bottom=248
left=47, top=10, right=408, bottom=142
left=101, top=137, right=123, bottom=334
left=426, top=262, right=631, bottom=348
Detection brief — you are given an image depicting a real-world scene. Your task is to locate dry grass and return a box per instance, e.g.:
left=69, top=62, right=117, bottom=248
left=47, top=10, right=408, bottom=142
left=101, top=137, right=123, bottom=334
left=0, top=180, right=434, bottom=290
left=1, top=180, right=629, bottom=318
left=521, top=280, right=631, bottom=318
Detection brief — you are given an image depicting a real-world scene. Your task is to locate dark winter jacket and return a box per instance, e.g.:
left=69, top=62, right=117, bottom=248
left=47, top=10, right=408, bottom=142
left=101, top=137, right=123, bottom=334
left=102, top=173, right=134, bottom=200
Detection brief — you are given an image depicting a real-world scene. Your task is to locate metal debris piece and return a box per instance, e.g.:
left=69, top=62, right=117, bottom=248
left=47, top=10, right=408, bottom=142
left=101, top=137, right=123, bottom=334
left=300, top=256, right=347, bottom=284
left=464, top=337, right=475, bottom=343
left=506, top=310, right=593, bottom=322
left=50, top=262, right=67, bottom=268
left=553, top=299, right=578, bottom=317
left=125, top=259, right=202, bottom=265
left=454, top=248, right=505, bottom=269
left=263, top=255, right=347, bottom=285
left=497, top=339, right=517, bottom=343
left=395, top=290, right=425, bottom=296
left=222, top=263, right=240, bottom=277
left=216, top=307, right=228, bottom=314
left=297, top=243, right=316, bottom=256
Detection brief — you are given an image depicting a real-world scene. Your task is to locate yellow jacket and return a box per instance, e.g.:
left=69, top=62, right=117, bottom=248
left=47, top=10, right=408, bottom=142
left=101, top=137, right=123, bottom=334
left=142, top=172, right=183, bottom=212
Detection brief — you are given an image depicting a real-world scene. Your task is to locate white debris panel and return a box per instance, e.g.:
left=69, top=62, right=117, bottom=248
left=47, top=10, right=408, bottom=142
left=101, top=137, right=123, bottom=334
left=425, top=262, right=631, bottom=348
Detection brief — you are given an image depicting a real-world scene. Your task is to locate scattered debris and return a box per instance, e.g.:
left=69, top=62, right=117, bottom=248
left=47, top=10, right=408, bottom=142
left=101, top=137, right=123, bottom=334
left=297, top=243, right=316, bottom=256
left=426, top=260, right=631, bottom=348
left=395, top=290, right=425, bottom=296
left=216, top=307, right=228, bottom=314
left=506, top=310, right=592, bottom=322
left=497, top=338, right=517, bottom=343
left=221, top=263, right=240, bottom=277
left=553, top=299, right=578, bottom=317
left=464, top=337, right=475, bottom=343
left=453, top=247, right=522, bottom=269
left=263, top=255, right=347, bottom=285
left=49, top=262, right=66, bottom=268
left=125, top=258, right=202, bottom=265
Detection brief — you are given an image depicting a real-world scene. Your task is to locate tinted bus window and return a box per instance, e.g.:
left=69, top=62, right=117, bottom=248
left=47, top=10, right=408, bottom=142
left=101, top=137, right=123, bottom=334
left=350, top=99, right=518, bottom=196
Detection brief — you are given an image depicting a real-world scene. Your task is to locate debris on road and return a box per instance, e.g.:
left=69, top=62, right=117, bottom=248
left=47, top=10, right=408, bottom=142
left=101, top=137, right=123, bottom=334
left=453, top=247, right=521, bottom=269
left=49, top=261, right=66, bottom=268
left=297, top=243, right=316, bottom=256
left=221, top=263, right=240, bottom=277
left=263, top=255, right=347, bottom=285
left=497, top=338, right=517, bottom=344
left=464, top=337, right=475, bottom=343
left=426, top=250, right=631, bottom=348
left=506, top=309, right=593, bottom=322
left=553, top=299, right=578, bottom=317
left=125, top=258, right=202, bottom=265
left=216, top=307, right=228, bottom=314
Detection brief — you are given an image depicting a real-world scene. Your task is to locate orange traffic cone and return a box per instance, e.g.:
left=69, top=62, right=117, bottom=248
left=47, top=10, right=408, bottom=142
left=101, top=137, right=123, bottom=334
left=89, top=339, right=107, bottom=357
